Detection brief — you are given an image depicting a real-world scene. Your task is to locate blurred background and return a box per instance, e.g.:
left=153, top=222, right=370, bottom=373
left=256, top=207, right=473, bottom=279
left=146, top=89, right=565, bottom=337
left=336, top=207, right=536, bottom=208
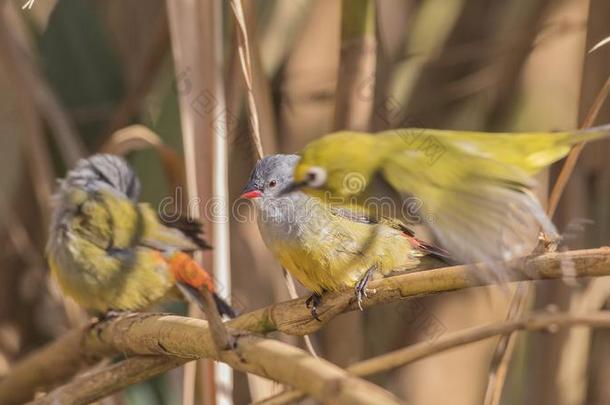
left=1, top=0, right=610, bottom=404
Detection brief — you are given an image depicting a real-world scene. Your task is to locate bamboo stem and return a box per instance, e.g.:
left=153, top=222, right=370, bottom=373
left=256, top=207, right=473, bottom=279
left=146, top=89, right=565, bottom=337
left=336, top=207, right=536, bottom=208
left=259, top=311, right=610, bottom=405
left=4, top=247, right=610, bottom=403
left=26, top=314, right=402, bottom=405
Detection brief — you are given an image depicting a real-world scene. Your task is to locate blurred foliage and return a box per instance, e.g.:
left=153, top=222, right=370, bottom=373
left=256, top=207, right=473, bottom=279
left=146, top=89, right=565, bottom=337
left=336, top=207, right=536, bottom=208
left=39, top=0, right=124, bottom=148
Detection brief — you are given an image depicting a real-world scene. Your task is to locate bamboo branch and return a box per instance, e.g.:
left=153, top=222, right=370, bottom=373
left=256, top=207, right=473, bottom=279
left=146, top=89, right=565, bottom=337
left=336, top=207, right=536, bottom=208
left=257, top=311, right=610, bottom=405
left=30, top=356, right=185, bottom=405
left=233, top=247, right=610, bottom=336
left=22, top=313, right=402, bottom=405
left=4, top=246, right=610, bottom=403
left=230, top=0, right=264, bottom=159
left=348, top=311, right=610, bottom=376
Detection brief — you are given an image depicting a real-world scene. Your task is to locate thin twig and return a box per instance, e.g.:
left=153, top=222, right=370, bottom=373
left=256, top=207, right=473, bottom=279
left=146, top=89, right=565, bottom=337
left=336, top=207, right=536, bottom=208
left=589, top=35, right=610, bottom=53
left=350, top=311, right=610, bottom=375
left=257, top=311, right=610, bottom=405
left=548, top=73, right=610, bottom=218
left=229, top=0, right=264, bottom=159
left=484, top=69, right=610, bottom=405
left=99, top=125, right=186, bottom=189
left=282, top=268, right=319, bottom=358
left=482, top=282, right=531, bottom=405
left=229, top=0, right=318, bottom=360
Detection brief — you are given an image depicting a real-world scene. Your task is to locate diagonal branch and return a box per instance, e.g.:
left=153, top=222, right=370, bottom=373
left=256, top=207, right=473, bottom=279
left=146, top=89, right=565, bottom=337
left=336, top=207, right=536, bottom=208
left=548, top=72, right=610, bottom=218
left=233, top=247, right=610, bottom=336
left=4, top=246, right=610, bottom=403
left=30, top=356, right=185, bottom=405
left=230, top=0, right=264, bottom=159
left=258, top=310, right=610, bottom=405
left=485, top=67, right=610, bottom=405
left=23, top=313, right=402, bottom=405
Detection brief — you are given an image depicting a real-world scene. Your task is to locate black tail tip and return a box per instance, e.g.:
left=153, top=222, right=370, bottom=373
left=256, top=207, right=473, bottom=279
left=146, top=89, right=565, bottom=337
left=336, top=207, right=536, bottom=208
left=213, top=293, right=237, bottom=318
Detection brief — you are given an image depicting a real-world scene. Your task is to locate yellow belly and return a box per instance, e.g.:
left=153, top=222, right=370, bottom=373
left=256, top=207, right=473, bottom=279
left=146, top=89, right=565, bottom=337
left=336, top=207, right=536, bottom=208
left=270, top=224, right=420, bottom=294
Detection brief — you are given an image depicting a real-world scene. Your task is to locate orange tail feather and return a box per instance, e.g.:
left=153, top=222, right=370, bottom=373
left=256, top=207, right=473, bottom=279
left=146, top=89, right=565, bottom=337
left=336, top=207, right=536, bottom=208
left=168, top=252, right=215, bottom=292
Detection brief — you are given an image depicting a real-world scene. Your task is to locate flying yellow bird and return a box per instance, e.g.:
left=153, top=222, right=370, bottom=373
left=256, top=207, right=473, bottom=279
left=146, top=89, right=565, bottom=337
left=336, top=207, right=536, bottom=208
left=242, top=154, right=448, bottom=318
left=47, top=154, right=234, bottom=317
left=289, top=125, right=610, bottom=277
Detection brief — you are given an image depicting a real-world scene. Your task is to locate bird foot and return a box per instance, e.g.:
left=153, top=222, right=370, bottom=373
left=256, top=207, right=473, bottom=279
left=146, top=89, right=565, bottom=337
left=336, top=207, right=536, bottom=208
left=101, top=309, right=133, bottom=321
left=539, top=232, right=560, bottom=253
left=305, top=293, right=323, bottom=322
left=355, top=266, right=376, bottom=311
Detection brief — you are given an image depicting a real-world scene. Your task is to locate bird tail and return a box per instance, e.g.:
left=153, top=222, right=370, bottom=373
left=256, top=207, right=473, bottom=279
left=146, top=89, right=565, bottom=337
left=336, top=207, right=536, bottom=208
left=399, top=231, right=455, bottom=272
left=567, top=123, right=610, bottom=145
left=160, top=215, right=212, bottom=250
left=169, top=252, right=237, bottom=318
left=212, top=293, right=237, bottom=318
left=177, top=282, right=237, bottom=318
left=392, top=222, right=454, bottom=264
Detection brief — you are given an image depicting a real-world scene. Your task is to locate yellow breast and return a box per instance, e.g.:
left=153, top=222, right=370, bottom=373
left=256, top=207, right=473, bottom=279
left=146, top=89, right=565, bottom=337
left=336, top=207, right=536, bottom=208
left=269, top=220, right=420, bottom=294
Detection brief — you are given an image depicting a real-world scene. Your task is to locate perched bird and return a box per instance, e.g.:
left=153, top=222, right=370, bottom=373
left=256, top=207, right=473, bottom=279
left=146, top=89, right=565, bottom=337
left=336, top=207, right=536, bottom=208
left=47, top=154, right=234, bottom=317
left=242, top=154, right=448, bottom=319
left=289, top=125, right=610, bottom=276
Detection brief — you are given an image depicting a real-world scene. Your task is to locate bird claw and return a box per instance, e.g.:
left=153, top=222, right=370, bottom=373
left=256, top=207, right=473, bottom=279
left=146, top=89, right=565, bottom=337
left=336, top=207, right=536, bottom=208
left=356, top=289, right=367, bottom=311
left=103, top=309, right=131, bottom=320
left=355, top=266, right=376, bottom=311
left=305, top=293, right=322, bottom=322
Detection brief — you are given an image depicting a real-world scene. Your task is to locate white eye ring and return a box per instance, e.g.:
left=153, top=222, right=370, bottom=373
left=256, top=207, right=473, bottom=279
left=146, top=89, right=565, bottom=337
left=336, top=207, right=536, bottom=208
left=305, top=166, right=327, bottom=188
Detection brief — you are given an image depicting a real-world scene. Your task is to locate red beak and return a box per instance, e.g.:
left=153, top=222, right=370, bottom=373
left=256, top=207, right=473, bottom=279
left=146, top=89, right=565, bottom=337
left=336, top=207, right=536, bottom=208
left=241, top=190, right=262, bottom=199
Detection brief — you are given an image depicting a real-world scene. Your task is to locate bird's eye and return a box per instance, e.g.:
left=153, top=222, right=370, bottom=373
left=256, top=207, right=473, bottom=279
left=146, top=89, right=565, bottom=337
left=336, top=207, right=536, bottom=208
left=305, top=166, right=327, bottom=188
left=268, top=179, right=277, bottom=188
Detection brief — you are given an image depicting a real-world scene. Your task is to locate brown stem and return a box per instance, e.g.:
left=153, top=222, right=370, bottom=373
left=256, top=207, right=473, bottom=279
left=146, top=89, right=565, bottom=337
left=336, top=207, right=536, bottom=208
left=547, top=73, right=610, bottom=218
left=4, top=246, right=610, bottom=403
left=29, top=356, right=185, bottom=405
left=260, top=311, right=610, bottom=405
left=24, top=314, right=401, bottom=405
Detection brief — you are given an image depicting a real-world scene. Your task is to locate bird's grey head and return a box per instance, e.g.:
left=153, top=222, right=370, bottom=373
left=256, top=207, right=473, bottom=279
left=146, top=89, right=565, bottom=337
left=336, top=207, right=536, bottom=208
left=61, top=154, right=141, bottom=201
left=241, top=154, right=300, bottom=200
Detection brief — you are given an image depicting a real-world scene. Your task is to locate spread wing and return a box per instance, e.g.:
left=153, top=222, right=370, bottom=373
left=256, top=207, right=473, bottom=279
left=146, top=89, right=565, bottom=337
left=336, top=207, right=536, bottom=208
left=379, top=134, right=556, bottom=278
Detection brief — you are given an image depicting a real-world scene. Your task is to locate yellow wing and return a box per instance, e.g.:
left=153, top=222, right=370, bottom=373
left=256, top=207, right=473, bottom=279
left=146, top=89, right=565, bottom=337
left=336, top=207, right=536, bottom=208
left=379, top=125, right=610, bottom=174
left=379, top=133, right=557, bottom=274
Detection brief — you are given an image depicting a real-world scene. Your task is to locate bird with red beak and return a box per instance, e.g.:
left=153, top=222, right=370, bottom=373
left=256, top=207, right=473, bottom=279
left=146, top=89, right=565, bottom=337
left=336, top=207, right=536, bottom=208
left=241, top=154, right=448, bottom=320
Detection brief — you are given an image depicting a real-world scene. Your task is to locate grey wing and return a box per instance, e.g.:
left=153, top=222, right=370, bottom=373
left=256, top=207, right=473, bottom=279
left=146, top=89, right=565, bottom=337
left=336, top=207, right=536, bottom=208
left=330, top=207, right=377, bottom=224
